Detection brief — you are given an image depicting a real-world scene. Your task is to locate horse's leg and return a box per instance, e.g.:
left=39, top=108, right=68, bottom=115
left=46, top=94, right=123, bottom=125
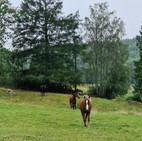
left=73, top=104, right=76, bottom=110
left=43, top=92, right=45, bottom=96
left=69, top=99, right=73, bottom=109
left=88, top=113, right=90, bottom=128
left=71, top=104, right=73, bottom=109
left=86, top=112, right=88, bottom=119
left=41, top=92, right=45, bottom=96
left=82, top=113, right=86, bottom=126
left=70, top=102, right=72, bottom=108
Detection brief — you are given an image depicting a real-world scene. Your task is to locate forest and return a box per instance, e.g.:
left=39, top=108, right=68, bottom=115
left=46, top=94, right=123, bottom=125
left=0, top=0, right=142, bottom=100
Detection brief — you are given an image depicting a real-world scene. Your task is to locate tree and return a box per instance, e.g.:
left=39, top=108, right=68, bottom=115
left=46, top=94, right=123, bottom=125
left=12, top=0, right=82, bottom=90
left=0, top=0, right=14, bottom=48
left=0, top=0, right=15, bottom=86
left=134, top=26, right=142, bottom=97
left=83, top=2, right=130, bottom=99
left=67, top=11, right=83, bottom=90
left=123, top=38, right=139, bottom=84
left=0, top=48, right=14, bottom=86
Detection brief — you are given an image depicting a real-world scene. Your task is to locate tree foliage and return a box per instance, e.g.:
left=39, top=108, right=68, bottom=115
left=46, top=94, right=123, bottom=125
left=12, top=0, right=82, bottom=90
left=0, top=1, right=132, bottom=96
left=0, top=0, right=15, bottom=86
left=0, top=0, right=14, bottom=47
left=134, top=26, right=142, bottom=97
left=83, top=2, right=130, bottom=98
left=0, top=48, right=14, bottom=86
left=123, top=38, right=139, bottom=67
left=123, top=38, right=139, bottom=84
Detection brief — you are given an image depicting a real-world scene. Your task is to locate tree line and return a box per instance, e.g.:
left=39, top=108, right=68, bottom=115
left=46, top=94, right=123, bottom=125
left=1, top=0, right=142, bottom=99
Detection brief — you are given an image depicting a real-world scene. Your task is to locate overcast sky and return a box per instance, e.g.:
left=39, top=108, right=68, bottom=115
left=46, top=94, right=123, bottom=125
left=9, top=0, right=142, bottom=39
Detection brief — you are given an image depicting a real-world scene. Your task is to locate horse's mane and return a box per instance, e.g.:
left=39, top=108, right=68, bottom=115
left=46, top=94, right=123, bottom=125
left=72, top=93, right=75, bottom=100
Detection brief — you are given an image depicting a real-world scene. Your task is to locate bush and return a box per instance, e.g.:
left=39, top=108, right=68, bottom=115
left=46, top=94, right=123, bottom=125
left=87, top=86, right=99, bottom=97
left=87, top=86, right=126, bottom=99
left=126, top=94, right=142, bottom=102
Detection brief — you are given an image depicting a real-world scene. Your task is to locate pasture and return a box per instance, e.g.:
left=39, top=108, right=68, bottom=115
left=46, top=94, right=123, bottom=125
left=0, top=88, right=142, bottom=140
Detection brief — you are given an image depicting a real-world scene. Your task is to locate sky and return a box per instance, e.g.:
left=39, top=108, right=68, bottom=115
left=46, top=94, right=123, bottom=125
left=9, top=0, right=142, bottom=39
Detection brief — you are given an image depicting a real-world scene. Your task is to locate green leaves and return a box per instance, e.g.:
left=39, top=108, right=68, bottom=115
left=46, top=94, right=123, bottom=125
left=0, top=0, right=14, bottom=46
left=134, top=31, right=142, bottom=96
left=12, top=0, right=83, bottom=89
left=83, top=2, right=130, bottom=98
left=0, top=0, right=15, bottom=86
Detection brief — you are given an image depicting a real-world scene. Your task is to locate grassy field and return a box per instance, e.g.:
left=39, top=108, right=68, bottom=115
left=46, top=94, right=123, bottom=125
left=0, top=88, right=142, bottom=141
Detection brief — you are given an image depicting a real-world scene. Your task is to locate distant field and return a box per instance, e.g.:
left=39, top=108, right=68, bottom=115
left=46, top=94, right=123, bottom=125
left=0, top=88, right=142, bottom=140
left=77, top=85, right=89, bottom=93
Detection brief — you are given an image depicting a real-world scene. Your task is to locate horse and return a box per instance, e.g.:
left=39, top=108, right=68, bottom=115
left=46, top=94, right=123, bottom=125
left=64, top=86, right=73, bottom=94
left=79, top=95, right=92, bottom=127
left=69, top=91, right=80, bottom=110
left=40, top=84, right=47, bottom=96
left=76, top=88, right=83, bottom=94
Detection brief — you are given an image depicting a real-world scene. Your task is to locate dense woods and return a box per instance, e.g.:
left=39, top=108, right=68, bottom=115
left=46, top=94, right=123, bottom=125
left=0, top=0, right=141, bottom=99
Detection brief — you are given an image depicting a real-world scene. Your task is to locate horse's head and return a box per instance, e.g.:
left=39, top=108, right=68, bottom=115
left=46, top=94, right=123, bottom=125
left=75, top=92, right=80, bottom=99
left=83, top=95, right=90, bottom=100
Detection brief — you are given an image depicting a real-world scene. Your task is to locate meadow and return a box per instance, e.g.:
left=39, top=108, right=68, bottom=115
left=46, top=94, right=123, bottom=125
left=0, top=88, right=142, bottom=141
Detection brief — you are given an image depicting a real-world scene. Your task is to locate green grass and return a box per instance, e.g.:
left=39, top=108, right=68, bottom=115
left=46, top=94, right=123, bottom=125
left=0, top=88, right=142, bottom=140
left=77, top=85, right=89, bottom=93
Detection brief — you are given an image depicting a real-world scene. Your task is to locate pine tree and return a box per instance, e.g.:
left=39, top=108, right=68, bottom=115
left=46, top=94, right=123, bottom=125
left=12, top=0, right=82, bottom=89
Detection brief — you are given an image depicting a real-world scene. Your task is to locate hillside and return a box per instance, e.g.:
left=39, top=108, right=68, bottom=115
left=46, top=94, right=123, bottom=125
left=123, top=38, right=140, bottom=67
left=0, top=88, right=142, bottom=140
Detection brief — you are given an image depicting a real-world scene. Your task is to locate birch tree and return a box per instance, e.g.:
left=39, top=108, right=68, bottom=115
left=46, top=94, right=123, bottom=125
left=84, top=2, right=130, bottom=98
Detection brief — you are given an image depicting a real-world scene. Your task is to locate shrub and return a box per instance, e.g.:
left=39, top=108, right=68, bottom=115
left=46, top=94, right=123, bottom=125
left=126, top=94, right=142, bottom=102
left=87, top=85, right=126, bottom=99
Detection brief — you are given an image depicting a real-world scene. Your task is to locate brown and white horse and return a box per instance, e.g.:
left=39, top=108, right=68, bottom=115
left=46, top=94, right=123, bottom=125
left=69, top=91, right=80, bottom=110
left=79, top=95, right=92, bottom=127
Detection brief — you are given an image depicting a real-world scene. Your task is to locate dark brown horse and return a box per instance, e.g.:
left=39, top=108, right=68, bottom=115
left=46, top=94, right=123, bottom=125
left=69, top=91, right=80, bottom=110
left=64, top=86, right=73, bottom=94
left=79, top=95, right=92, bottom=127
